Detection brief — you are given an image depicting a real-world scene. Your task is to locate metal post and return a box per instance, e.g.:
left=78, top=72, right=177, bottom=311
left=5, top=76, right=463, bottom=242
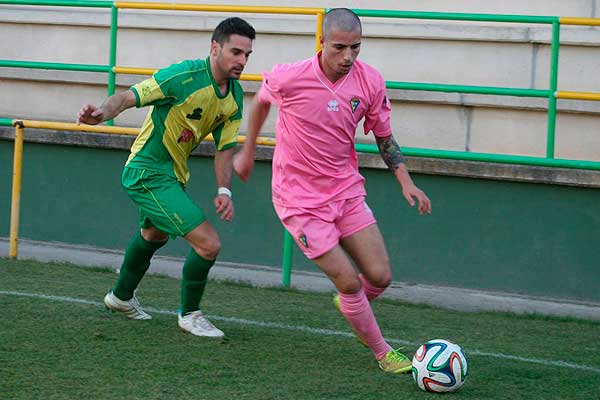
left=282, top=230, right=294, bottom=287
left=107, top=5, right=119, bottom=126
left=546, top=20, right=560, bottom=158
left=9, top=122, right=24, bottom=259
left=315, top=11, right=324, bottom=51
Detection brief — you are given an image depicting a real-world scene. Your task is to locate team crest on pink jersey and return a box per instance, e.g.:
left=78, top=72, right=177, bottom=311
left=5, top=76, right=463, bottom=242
left=350, top=97, right=360, bottom=113
left=298, top=233, right=309, bottom=248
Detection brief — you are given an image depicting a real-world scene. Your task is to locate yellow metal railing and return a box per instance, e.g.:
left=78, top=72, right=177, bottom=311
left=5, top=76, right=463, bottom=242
left=9, top=122, right=24, bottom=259
left=113, top=66, right=262, bottom=82
left=559, top=17, right=600, bottom=26
left=112, top=2, right=324, bottom=91
left=6, top=119, right=276, bottom=258
left=114, top=2, right=324, bottom=52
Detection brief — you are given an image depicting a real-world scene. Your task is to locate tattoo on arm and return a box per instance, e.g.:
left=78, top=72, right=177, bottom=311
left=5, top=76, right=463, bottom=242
left=376, top=135, right=405, bottom=171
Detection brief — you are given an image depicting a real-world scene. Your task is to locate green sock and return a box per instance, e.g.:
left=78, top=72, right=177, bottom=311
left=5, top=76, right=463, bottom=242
left=181, top=248, right=215, bottom=315
left=113, top=232, right=167, bottom=300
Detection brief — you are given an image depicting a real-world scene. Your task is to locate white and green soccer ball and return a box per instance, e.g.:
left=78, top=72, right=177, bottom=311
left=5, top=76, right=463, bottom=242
left=412, top=339, right=468, bottom=393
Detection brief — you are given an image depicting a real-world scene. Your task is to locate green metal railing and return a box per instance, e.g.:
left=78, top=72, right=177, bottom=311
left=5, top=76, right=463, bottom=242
left=347, top=9, right=563, bottom=159
left=355, top=144, right=600, bottom=170
left=349, top=9, right=558, bottom=23
left=0, top=118, right=14, bottom=127
left=3, top=1, right=600, bottom=285
left=1, top=0, right=111, bottom=6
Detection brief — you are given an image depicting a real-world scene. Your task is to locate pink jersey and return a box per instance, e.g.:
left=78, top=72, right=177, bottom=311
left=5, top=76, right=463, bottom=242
left=258, top=52, right=392, bottom=208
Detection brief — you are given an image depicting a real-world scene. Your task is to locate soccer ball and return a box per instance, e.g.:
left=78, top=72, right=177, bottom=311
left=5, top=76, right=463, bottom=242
left=412, top=339, right=468, bottom=393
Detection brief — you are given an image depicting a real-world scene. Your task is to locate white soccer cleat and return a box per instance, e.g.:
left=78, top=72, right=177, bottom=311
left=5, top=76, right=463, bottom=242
left=103, top=291, right=152, bottom=320
left=178, top=310, right=224, bottom=338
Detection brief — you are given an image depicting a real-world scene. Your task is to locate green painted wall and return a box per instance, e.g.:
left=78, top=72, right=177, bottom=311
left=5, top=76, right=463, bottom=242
left=1, top=140, right=598, bottom=302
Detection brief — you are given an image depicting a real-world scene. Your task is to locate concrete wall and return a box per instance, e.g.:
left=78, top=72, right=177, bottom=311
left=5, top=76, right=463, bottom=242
left=1, top=133, right=599, bottom=305
left=2, top=1, right=600, bottom=162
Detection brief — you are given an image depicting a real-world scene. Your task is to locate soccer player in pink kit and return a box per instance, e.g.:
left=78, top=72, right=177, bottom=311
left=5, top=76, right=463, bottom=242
left=234, top=8, right=431, bottom=373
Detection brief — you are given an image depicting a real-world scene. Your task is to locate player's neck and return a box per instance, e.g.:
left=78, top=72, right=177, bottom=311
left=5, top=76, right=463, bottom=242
left=209, top=57, right=229, bottom=96
left=215, top=79, right=229, bottom=96
left=318, top=53, right=344, bottom=84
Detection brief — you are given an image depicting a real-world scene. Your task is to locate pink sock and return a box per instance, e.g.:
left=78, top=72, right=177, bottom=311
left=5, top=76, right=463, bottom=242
left=359, top=274, right=386, bottom=301
left=338, top=288, right=392, bottom=360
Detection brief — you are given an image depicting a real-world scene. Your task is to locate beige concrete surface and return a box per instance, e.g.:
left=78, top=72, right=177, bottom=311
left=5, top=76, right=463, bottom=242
left=2, top=237, right=598, bottom=320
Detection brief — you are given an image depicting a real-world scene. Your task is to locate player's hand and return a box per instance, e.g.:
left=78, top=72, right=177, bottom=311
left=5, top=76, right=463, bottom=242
left=77, top=104, right=104, bottom=125
left=233, top=148, right=254, bottom=182
left=402, top=184, right=432, bottom=215
left=214, top=194, right=234, bottom=221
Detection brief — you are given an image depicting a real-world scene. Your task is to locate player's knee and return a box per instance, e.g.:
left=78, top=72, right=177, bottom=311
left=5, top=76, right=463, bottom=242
left=369, top=273, right=392, bottom=289
left=141, top=227, right=168, bottom=242
left=194, top=238, right=221, bottom=260
left=337, top=276, right=362, bottom=294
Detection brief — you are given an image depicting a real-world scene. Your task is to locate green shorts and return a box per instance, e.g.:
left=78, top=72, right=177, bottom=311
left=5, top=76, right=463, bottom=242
left=121, top=167, right=206, bottom=237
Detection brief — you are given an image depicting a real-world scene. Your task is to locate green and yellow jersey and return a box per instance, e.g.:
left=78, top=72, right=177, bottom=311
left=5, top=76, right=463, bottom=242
left=126, top=57, right=243, bottom=185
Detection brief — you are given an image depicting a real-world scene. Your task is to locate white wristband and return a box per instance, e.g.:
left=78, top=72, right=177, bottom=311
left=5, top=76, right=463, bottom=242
left=218, top=187, right=232, bottom=198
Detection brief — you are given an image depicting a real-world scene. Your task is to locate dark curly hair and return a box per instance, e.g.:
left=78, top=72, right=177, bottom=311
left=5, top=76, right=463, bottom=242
left=212, top=17, right=256, bottom=44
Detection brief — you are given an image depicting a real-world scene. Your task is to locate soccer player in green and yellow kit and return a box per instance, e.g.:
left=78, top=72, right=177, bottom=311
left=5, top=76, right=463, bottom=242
left=77, top=17, right=255, bottom=338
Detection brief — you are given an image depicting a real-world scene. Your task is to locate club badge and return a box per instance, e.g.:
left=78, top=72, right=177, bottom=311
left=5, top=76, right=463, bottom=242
left=350, top=97, right=360, bottom=113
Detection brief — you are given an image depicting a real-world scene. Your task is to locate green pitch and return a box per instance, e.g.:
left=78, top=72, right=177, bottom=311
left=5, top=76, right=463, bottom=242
left=1, top=258, right=598, bottom=399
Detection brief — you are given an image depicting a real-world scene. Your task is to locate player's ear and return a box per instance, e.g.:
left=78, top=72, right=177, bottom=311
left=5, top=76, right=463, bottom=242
left=210, top=40, right=221, bottom=57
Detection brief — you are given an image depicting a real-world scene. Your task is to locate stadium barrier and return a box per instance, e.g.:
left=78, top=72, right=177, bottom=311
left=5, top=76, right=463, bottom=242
left=2, top=1, right=600, bottom=286
left=5, top=119, right=276, bottom=260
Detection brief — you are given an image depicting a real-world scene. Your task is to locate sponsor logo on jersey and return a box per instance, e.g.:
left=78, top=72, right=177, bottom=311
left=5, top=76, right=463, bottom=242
left=173, top=213, right=184, bottom=225
left=177, top=129, right=194, bottom=143
left=186, top=108, right=203, bottom=120
left=327, top=99, right=339, bottom=112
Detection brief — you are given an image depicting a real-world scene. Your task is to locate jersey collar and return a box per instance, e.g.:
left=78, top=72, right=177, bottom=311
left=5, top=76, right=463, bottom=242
left=206, top=56, right=231, bottom=99
left=312, top=51, right=353, bottom=94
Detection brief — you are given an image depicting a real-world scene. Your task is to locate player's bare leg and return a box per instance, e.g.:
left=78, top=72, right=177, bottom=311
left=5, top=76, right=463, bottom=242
left=332, top=224, right=389, bottom=344
left=313, top=243, right=411, bottom=373
left=323, top=224, right=411, bottom=373
left=340, top=223, right=391, bottom=300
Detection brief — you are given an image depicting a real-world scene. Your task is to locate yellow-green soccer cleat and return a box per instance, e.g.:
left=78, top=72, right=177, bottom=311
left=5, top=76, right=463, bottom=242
left=332, top=294, right=368, bottom=347
left=378, top=349, right=412, bottom=374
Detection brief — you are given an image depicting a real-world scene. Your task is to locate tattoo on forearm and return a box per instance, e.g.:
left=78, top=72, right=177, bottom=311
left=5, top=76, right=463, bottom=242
left=376, top=135, right=405, bottom=171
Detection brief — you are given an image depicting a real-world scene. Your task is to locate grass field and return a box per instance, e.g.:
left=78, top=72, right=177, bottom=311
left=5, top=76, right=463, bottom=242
left=1, top=258, right=599, bottom=400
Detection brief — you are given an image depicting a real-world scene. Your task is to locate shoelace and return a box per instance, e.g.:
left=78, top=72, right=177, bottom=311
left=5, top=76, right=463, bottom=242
left=129, top=295, right=145, bottom=313
left=388, top=350, right=409, bottom=363
left=190, top=311, right=217, bottom=330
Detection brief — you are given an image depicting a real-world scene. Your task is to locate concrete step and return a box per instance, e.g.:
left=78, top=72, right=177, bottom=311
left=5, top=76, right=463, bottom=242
left=2, top=237, right=599, bottom=320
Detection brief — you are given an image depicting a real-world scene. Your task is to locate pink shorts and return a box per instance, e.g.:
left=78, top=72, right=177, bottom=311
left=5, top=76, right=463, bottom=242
left=273, top=196, right=377, bottom=259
